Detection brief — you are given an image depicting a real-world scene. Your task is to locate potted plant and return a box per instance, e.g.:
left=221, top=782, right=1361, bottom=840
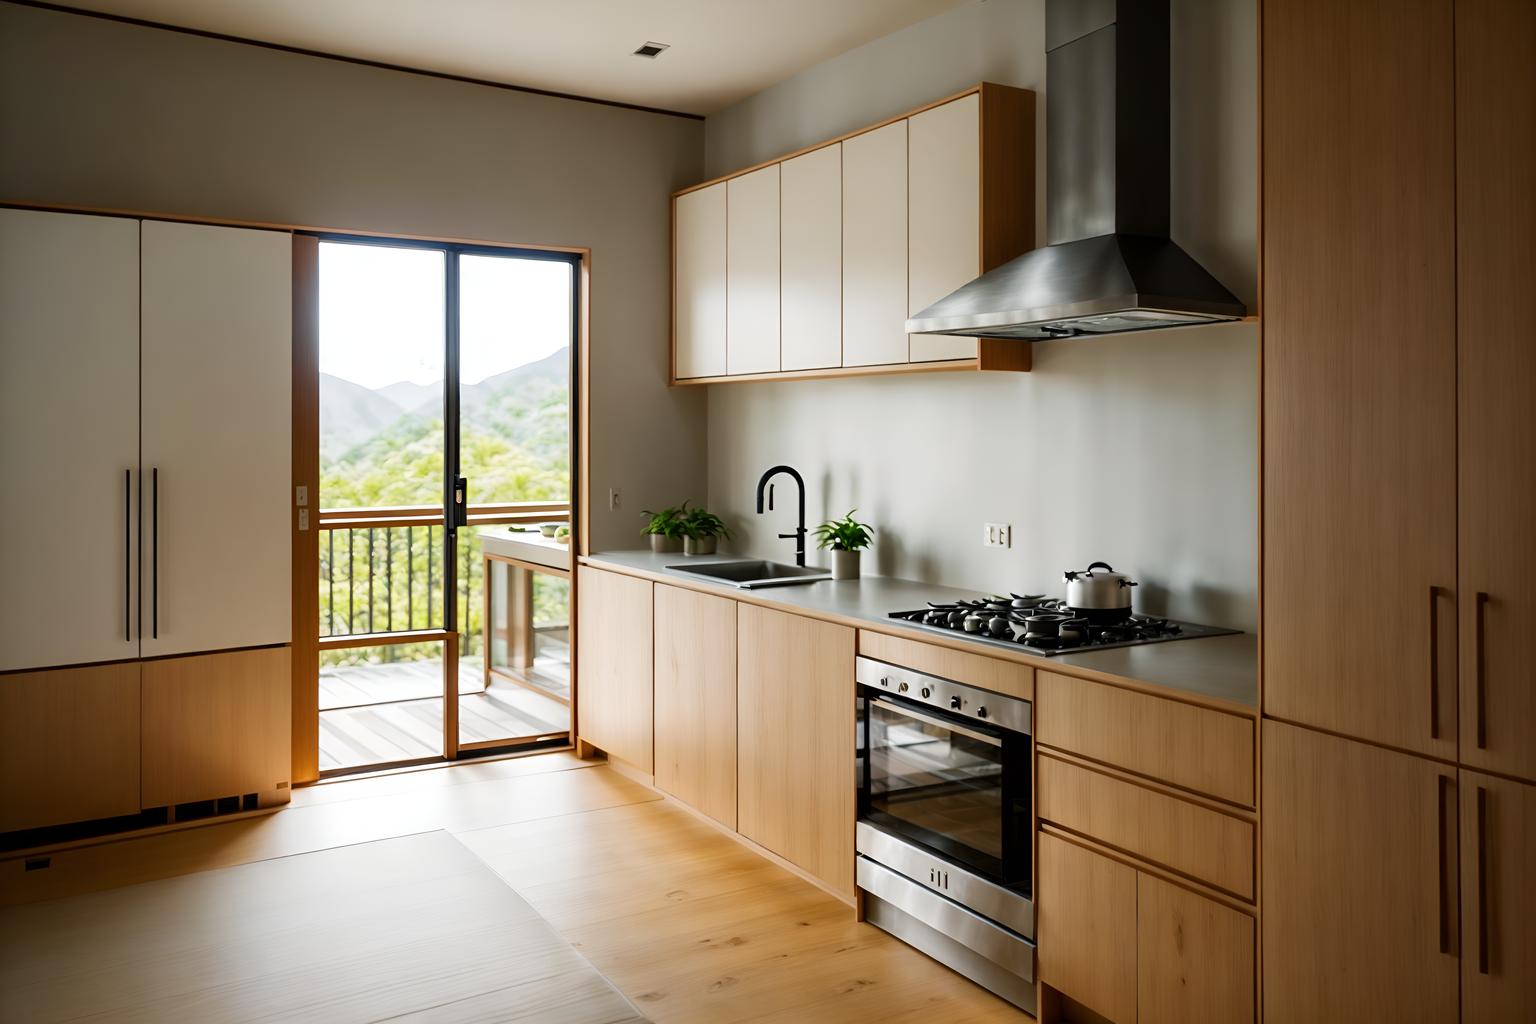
left=681, top=507, right=732, bottom=555
left=641, top=502, right=688, bottom=553
left=813, top=510, right=874, bottom=580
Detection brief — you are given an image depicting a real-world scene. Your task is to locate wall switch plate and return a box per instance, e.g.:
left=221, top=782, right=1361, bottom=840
left=983, top=522, right=1012, bottom=548
left=608, top=488, right=621, bottom=512
left=295, top=485, right=308, bottom=507
left=298, top=508, right=309, bottom=532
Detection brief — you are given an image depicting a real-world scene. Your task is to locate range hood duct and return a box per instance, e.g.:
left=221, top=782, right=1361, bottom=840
left=906, top=0, right=1245, bottom=340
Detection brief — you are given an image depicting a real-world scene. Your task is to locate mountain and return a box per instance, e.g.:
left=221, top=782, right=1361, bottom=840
left=319, top=373, right=410, bottom=460
left=376, top=379, right=440, bottom=411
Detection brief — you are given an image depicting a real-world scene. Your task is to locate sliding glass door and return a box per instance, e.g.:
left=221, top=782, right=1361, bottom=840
left=315, top=236, right=577, bottom=774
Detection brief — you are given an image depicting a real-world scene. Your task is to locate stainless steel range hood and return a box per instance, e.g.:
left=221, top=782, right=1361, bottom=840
left=907, top=0, right=1245, bottom=341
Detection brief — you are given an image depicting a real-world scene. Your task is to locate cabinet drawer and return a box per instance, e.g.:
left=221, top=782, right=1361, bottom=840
left=1038, top=754, right=1254, bottom=899
left=1037, top=671, right=1254, bottom=806
left=858, top=630, right=1033, bottom=700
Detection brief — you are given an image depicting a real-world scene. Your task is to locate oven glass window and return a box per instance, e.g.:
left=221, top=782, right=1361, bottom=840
left=861, top=695, right=1028, bottom=888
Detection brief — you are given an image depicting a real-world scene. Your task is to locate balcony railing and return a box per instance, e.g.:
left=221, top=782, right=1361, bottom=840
left=317, top=502, right=569, bottom=661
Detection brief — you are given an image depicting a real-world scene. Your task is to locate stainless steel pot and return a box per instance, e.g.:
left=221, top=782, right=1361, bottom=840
left=1063, top=561, right=1139, bottom=616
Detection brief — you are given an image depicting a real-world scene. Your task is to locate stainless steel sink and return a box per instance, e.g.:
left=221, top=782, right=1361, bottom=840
left=665, top=559, right=831, bottom=589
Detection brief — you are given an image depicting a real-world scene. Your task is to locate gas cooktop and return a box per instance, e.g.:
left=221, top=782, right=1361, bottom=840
left=887, top=595, right=1240, bottom=657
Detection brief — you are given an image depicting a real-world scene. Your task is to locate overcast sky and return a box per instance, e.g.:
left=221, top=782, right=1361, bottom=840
left=318, top=240, right=572, bottom=389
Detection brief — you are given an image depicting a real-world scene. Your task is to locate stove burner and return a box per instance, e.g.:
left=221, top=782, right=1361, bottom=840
left=887, top=596, right=1232, bottom=656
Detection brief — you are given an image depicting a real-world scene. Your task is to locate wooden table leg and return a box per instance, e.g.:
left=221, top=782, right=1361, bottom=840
left=511, top=565, right=535, bottom=671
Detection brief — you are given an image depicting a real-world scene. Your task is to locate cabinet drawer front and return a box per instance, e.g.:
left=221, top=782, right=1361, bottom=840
left=1039, top=755, right=1254, bottom=899
left=1037, top=671, right=1253, bottom=806
left=858, top=630, right=1033, bottom=700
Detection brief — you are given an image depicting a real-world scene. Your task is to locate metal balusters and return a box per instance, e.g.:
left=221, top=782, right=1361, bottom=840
left=407, top=527, right=414, bottom=630
left=385, top=529, right=393, bottom=632
left=347, top=530, right=355, bottom=634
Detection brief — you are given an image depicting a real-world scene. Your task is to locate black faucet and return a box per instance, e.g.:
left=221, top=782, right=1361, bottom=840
left=755, top=465, right=807, bottom=566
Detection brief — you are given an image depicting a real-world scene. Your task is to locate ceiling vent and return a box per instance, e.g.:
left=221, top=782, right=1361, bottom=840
left=633, top=41, right=670, bottom=58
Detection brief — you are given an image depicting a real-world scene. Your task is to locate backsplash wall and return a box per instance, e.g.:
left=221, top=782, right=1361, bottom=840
left=703, top=0, right=1259, bottom=630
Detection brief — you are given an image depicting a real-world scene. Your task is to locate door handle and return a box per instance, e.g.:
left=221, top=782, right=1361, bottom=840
left=1474, top=592, right=1489, bottom=749
left=1428, top=585, right=1440, bottom=740
left=453, top=475, right=468, bottom=529
left=152, top=467, right=159, bottom=639
left=1436, top=773, right=1457, bottom=956
left=1476, top=784, right=1489, bottom=975
left=124, top=469, right=132, bottom=642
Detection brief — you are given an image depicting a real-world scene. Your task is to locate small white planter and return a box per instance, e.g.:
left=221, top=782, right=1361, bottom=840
left=649, top=534, right=682, bottom=554
left=683, top=535, right=717, bottom=556
left=831, top=549, right=862, bottom=580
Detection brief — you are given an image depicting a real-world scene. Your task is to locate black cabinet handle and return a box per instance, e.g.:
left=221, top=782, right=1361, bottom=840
left=1474, top=592, right=1489, bottom=749
left=152, top=467, right=158, bottom=639
left=1428, top=585, right=1440, bottom=740
left=1476, top=785, right=1489, bottom=975
left=124, top=469, right=132, bottom=642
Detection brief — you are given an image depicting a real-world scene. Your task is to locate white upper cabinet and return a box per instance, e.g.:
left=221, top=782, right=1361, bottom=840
left=140, top=220, right=291, bottom=658
left=674, top=182, right=727, bottom=380
left=780, top=144, right=842, bottom=371
left=909, top=94, right=981, bottom=363
left=726, top=165, right=781, bottom=375
left=0, top=209, right=141, bottom=672
left=843, top=120, right=910, bottom=367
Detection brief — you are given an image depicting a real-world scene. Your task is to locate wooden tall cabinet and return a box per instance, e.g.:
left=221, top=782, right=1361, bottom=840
left=736, top=603, right=855, bottom=898
left=1262, top=0, right=1458, bottom=759
left=1262, top=721, right=1459, bottom=1023
left=575, top=566, right=654, bottom=773
left=652, top=583, right=736, bottom=829
left=0, top=209, right=141, bottom=673
left=1459, top=770, right=1536, bottom=1021
left=1455, top=0, right=1536, bottom=784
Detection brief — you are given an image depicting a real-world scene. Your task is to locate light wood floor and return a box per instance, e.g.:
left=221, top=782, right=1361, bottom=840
left=0, top=755, right=1028, bottom=1023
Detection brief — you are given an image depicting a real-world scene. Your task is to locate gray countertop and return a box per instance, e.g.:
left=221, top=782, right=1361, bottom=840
left=583, top=550, right=1257, bottom=711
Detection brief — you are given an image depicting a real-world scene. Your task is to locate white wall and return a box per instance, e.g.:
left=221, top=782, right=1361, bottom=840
left=0, top=2, right=706, bottom=552
left=703, top=0, right=1259, bottom=629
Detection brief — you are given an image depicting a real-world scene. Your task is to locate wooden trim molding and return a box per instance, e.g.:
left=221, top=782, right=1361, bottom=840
left=290, top=234, right=320, bottom=785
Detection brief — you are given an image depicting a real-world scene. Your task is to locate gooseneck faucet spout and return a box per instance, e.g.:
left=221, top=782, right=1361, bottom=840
left=755, top=465, right=808, bottom=567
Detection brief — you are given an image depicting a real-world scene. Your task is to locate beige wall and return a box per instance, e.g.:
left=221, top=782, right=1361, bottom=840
left=0, top=2, right=706, bottom=552
left=703, top=0, right=1260, bottom=629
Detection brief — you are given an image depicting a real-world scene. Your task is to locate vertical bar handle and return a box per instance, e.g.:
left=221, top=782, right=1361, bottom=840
left=1436, top=773, right=1454, bottom=956
left=1474, top=592, right=1489, bottom=749
left=1428, top=585, right=1440, bottom=740
left=1476, top=784, right=1489, bottom=975
left=124, top=469, right=132, bottom=642
left=152, top=467, right=159, bottom=639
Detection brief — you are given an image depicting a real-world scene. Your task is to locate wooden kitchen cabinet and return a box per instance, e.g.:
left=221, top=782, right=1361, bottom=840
left=1261, top=0, right=1458, bottom=759
left=575, top=566, right=653, bottom=774
left=0, top=663, right=141, bottom=832
left=779, top=143, right=842, bottom=371
left=1038, top=831, right=1137, bottom=1024
left=907, top=92, right=979, bottom=364
left=141, top=647, right=290, bottom=808
left=1137, top=872, right=1254, bottom=1024
left=673, top=181, right=727, bottom=380
left=653, top=583, right=736, bottom=829
left=841, top=119, right=909, bottom=368
left=736, top=603, right=855, bottom=898
left=725, top=164, right=780, bottom=375
left=1456, top=0, right=1536, bottom=784
left=1459, top=769, right=1536, bottom=1022
left=1261, top=720, right=1458, bottom=1022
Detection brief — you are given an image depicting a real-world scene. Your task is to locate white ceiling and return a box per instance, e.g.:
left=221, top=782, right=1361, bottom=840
left=61, top=0, right=975, bottom=115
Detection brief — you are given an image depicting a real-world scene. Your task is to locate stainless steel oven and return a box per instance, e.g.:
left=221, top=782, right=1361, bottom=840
left=855, top=655, right=1035, bottom=1013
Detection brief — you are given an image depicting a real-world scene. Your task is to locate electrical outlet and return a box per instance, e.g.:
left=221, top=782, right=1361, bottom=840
left=608, top=488, right=621, bottom=512
left=983, top=522, right=1012, bottom=548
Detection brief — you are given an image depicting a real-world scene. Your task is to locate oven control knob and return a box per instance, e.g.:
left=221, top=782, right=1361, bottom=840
left=920, top=686, right=931, bottom=699
left=898, top=681, right=909, bottom=693
left=976, top=706, right=989, bottom=719
left=949, top=696, right=963, bottom=710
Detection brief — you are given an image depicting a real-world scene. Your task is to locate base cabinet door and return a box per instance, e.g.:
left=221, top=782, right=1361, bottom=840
left=653, top=583, right=736, bottom=828
left=575, top=567, right=653, bottom=773
left=1460, top=770, right=1536, bottom=1022
left=1262, top=720, right=1458, bottom=1022
left=1138, top=872, right=1254, bottom=1024
left=0, top=663, right=141, bottom=832
left=141, top=647, right=290, bottom=808
left=736, top=603, right=854, bottom=897
left=1038, top=832, right=1137, bottom=1024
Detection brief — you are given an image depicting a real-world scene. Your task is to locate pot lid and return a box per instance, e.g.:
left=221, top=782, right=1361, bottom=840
left=1064, top=561, right=1139, bottom=587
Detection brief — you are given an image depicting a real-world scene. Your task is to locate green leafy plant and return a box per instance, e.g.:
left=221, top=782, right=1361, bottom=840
left=813, top=510, right=874, bottom=551
left=641, top=501, right=689, bottom=538
left=682, top=506, right=732, bottom=541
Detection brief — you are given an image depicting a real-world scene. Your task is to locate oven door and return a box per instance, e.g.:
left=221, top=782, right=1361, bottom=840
left=857, top=688, right=1031, bottom=895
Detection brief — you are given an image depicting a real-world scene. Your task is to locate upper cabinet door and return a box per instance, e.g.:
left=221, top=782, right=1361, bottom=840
left=726, top=165, right=781, bottom=375
left=908, top=94, right=980, bottom=363
left=780, top=144, right=842, bottom=371
left=1261, top=0, right=1457, bottom=758
left=0, top=209, right=140, bottom=672
left=674, top=182, right=727, bottom=380
left=1457, top=0, right=1536, bottom=783
left=140, top=221, right=291, bottom=658
left=842, top=120, right=908, bottom=367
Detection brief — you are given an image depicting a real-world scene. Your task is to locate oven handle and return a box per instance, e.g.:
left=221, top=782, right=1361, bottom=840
left=872, top=698, right=1002, bottom=747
